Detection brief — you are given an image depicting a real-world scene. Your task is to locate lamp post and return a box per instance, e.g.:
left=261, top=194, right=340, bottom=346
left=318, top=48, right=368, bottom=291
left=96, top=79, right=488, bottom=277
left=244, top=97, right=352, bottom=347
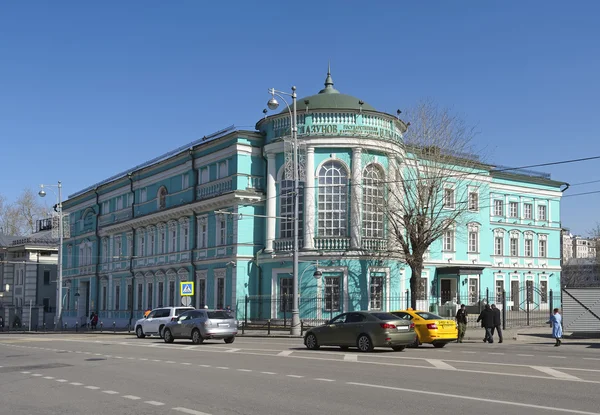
left=266, top=86, right=300, bottom=335
left=39, top=181, right=63, bottom=330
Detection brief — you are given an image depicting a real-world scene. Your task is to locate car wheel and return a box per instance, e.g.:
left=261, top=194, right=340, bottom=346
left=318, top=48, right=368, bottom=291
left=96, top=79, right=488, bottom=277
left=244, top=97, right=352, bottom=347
left=433, top=342, right=446, bottom=348
left=191, top=329, right=204, bottom=344
left=224, top=337, right=235, bottom=344
left=136, top=326, right=145, bottom=339
left=163, top=328, right=174, bottom=343
left=305, top=333, right=319, bottom=350
left=159, top=325, right=165, bottom=339
left=392, top=346, right=406, bottom=352
left=357, top=334, right=374, bottom=352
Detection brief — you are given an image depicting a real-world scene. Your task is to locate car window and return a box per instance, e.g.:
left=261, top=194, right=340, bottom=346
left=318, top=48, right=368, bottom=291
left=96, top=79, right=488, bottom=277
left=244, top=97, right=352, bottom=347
left=189, top=311, right=203, bottom=319
left=392, top=312, right=413, bottom=320
left=207, top=311, right=232, bottom=319
left=178, top=311, right=193, bottom=321
left=155, top=309, right=170, bottom=318
left=415, top=312, right=443, bottom=320
left=346, top=313, right=366, bottom=323
left=329, top=314, right=347, bottom=324
left=147, top=310, right=157, bottom=318
left=175, top=308, right=193, bottom=316
left=371, top=312, right=402, bottom=321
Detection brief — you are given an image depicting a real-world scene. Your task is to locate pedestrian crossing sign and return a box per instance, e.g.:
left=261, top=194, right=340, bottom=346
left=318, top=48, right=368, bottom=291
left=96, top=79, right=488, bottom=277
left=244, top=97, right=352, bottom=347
left=180, top=282, right=194, bottom=296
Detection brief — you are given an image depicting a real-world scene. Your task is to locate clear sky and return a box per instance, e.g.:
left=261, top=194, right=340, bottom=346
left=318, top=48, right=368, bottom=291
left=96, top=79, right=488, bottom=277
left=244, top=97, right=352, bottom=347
left=1, top=1, right=599, bottom=235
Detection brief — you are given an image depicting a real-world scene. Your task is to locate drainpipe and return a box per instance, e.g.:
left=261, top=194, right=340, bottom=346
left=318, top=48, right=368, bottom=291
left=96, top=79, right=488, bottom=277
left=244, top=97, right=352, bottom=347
left=128, top=172, right=136, bottom=328
left=93, top=188, right=101, bottom=320
left=254, top=249, right=264, bottom=319
left=189, top=148, right=197, bottom=203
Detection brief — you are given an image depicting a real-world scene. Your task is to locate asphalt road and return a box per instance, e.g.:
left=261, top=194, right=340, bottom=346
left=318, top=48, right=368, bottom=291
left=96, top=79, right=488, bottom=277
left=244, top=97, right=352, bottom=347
left=1, top=333, right=599, bottom=415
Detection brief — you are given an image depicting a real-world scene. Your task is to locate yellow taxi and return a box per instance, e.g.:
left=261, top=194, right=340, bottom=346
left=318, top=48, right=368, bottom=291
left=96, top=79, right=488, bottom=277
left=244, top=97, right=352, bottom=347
left=391, top=309, right=458, bottom=348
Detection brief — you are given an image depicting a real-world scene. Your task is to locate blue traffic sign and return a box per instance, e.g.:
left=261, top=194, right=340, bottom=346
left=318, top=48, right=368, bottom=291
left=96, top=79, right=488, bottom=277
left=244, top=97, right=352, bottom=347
left=180, top=282, right=194, bottom=296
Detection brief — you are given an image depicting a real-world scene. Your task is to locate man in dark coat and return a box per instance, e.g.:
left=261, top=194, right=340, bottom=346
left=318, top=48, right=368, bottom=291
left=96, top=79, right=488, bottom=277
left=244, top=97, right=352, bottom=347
left=455, top=304, right=468, bottom=343
left=477, top=304, right=495, bottom=343
left=490, top=304, right=503, bottom=343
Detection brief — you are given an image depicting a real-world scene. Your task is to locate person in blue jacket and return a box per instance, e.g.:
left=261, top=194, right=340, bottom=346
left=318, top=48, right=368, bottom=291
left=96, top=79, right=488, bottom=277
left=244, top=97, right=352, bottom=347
left=547, top=308, right=563, bottom=347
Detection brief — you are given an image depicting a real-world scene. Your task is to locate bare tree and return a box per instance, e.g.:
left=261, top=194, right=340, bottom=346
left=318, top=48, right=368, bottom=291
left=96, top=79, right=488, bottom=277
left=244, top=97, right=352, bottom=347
left=385, top=100, right=482, bottom=309
left=562, top=224, right=600, bottom=287
left=0, top=189, right=47, bottom=236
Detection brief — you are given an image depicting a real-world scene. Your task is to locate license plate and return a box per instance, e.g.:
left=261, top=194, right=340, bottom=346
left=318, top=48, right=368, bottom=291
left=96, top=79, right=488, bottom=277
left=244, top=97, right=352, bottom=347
left=397, top=326, right=408, bottom=331
left=218, top=323, right=229, bottom=327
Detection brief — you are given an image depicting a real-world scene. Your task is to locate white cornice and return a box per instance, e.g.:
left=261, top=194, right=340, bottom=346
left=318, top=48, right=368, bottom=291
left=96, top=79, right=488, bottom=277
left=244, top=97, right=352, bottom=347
left=490, top=182, right=563, bottom=198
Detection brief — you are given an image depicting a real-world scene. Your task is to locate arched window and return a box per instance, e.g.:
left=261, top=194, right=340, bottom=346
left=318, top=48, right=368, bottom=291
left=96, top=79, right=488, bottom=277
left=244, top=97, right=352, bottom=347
left=158, top=187, right=167, bottom=210
left=279, top=179, right=304, bottom=239
left=318, top=161, right=348, bottom=237
left=362, top=165, right=384, bottom=239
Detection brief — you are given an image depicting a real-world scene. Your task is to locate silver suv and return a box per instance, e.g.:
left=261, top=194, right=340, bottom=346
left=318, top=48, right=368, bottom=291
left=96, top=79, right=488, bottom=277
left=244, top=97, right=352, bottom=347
left=163, top=309, right=237, bottom=344
left=135, top=307, right=194, bottom=338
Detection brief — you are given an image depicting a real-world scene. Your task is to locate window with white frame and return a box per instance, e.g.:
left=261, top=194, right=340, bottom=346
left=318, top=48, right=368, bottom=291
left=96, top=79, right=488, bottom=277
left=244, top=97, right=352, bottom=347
left=540, top=280, right=548, bottom=303
left=525, top=238, right=533, bottom=257
left=362, top=165, right=384, bottom=238
left=539, top=235, right=547, bottom=257
left=182, top=223, right=189, bottom=250
left=147, top=282, right=153, bottom=310
left=370, top=274, right=384, bottom=310
left=443, top=229, right=455, bottom=251
left=182, top=174, right=189, bottom=189
left=523, top=203, right=532, bottom=219
left=279, top=180, right=304, bottom=239
left=102, top=201, right=109, bottom=214
left=127, top=235, right=133, bottom=256
left=158, top=281, right=164, bottom=308
left=116, top=196, right=123, bottom=211
left=217, top=216, right=227, bottom=246
left=468, top=191, right=479, bottom=211
left=493, top=200, right=503, bottom=216
left=140, top=188, right=147, bottom=203
left=115, top=284, right=120, bottom=311
left=149, top=232, right=155, bottom=256
left=138, top=232, right=145, bottom=256
left=160, top=226, right=166, bottom=254
left=216, top=276, right=225, bottom=309
left=443, top=187, right=455, bottom=209
left=102, top=238, right=108, bottom=263
left=67, top=245, right=72, bottom=268
left=468, top=278, right=479, bottom=305
left=538, top=205, right=547, bottom=221
left=102, top=285, right=107, bottom=310
left=324, top=276, right=341, bottom=311
left=494, top=234, right=504, bottom=256
left=115, top=237, right=122, bottom=258
left=171, top=228, right=177, bottom=253
left=510, top=234, right=519, bottom=256
left=509, top=202, right=518, bottom=218
left=468, top=225, right=479, bottom=253
left=168, top=280, right=175, bottom=307
left=318, top=161, right=348, bottom=237
left=127, top=283, right=132, bottom=310
left=495, top=279, right=504, bottom=303
left=218, top=160, right=228, bottom=179
left=196, top=278, right=206, bottom=308
left=137, top=283, right=143, bottom=310
left=279, top=278, right=292, bottom=312
left=197, top=217, right=208, bottom=248
left=200, top=167, right=209, bottom=184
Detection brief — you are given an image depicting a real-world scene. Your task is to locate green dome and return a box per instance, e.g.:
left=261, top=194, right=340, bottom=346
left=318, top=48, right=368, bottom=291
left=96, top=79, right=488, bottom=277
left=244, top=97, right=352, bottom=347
left=284, top=66, right=376, bottom=113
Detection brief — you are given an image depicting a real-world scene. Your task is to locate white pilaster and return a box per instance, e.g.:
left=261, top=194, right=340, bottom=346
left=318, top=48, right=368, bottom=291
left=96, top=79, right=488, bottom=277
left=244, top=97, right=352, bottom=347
left=387, top=153, right=399, bottom=250
left=350, top=148, right=362, bottom=249
left=304, top=146, right=315, bottom=250
left=265, top=153, right=277, bottom=252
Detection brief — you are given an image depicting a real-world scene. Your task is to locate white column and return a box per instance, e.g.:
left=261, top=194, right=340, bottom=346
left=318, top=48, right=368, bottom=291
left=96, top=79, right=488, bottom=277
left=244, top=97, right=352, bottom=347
left=350, top=148, right=362, bottom=249
left=265, top=153, right=277, bottom=252
left=304, top=146, right=315, bottom=250
left=387, top=153, right=398, bottom=250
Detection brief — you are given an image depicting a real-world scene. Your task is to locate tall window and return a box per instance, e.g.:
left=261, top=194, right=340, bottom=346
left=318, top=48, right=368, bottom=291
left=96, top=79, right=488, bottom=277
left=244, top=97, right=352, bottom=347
left=370, top=275, right=384, bottom=310
left=115, top=237, right=122, bottom=258
left=67, top=245, right=72, bottom=268
left=524, top=203, right=533, bottom=219
left=182, top=225, right=189, bottom=250
left=169, top=280, right=175, bottom=306
left=495, top=279, right=504, bottom=303
left=158, top=187, right=167, bottom=210
left=538, top=205, right=547, bottom=221
left=197, top=279, right=206, bottom=308
left=525, top=239, right=533, bottom=257
left=324, top=276, right=340, bottom=311
left=115, top=285, right=120, bottom=311
left=510, top=235, right=519, bottom=256
left=509, top=202, right=518, bottom=218
left=182, top=174, right=189, bottom=189
left=443, top=229, right=454, bottom=251
left=468, top=192, right=479, bottom=211
left=362, top=165, right=384, bottom=238
left=139, top=233, right=145, bottom=257
left=147, top=283, right=153, bottom=310
left=539, top=238, right=547, bottom=257
left=279, top=180, right=304, bottom=239
left=127, top=284, right=132, bottom=310
left=200, top=167, right=209, bottom=184
left=171, top=228, right=177, bottom=253
left=218, top=161, right=228, bottom=178
left=140, top=188, right=147, bottom=203
left=318, top=161, right=348, bottom=237
left=494, top=235, right=504, bottom=256
left=158, top=282, right=164, bottom=308
left=468, top=279, right=479, bottom=305
left=216, top=277, right=225, bottom=309
left=540, top=280, right=548, bottom=303
left=102, top=239, right=108, bottom=263
left=137, top=284, right=143, bottom=310
left=198, top=218, right=208, bottom=248
left=217, top=217, right=226, bottom=246
left=494, top=200, right=503, bottom=216
left=149, top=233, right=155, bottom=256
left=443, top=188, right=455, bottom=209
left=160, top=228, right=166, bottom=254
left=280, top=278, right=292, bottom=312
left=102, top=286, right=107, bottom=310
left=468, top=229, right=478, bottom=253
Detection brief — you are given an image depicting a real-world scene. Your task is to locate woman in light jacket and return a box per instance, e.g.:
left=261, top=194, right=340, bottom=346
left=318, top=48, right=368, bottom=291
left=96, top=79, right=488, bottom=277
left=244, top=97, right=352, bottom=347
left=547, top=308, right=563, bottom=347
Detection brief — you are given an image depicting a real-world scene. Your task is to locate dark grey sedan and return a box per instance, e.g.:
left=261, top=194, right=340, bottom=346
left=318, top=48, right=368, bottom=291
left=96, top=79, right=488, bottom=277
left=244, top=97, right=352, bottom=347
left=163, top=309, right=238, bottom=344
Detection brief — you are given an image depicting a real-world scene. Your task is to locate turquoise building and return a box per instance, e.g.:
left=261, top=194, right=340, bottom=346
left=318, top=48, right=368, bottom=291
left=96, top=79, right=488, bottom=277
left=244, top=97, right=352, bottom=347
left=61, top=70, right=565, bottom=328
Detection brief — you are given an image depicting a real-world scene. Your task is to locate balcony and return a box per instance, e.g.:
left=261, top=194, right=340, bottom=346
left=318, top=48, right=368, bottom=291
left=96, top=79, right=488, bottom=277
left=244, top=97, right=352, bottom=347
left=361, top=238, right=388, bottom=252
left=273, top=238, right=304, bottom=252
left=314, top=237, right=351, bottom=251
left=197, top=177, right=233, bottom=200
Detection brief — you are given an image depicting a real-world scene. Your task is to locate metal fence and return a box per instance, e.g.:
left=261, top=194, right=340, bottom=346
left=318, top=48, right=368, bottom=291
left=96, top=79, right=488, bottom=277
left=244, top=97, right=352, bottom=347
left=236, top=289, right=561, bottom=330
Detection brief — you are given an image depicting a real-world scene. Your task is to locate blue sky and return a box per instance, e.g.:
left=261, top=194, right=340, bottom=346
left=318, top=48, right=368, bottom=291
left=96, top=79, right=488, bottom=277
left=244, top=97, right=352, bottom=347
left=1, top=1, right=599, bottom=235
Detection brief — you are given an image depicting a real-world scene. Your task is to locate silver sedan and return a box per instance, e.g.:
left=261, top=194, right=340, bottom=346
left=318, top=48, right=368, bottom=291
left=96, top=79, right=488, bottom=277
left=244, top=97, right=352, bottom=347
left=163, top=309, right=237, bottom=344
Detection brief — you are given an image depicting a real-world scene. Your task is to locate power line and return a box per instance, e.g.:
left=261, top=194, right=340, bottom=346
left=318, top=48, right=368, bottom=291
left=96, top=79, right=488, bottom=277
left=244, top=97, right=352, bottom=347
left=569, top=179, right=600, bottom=187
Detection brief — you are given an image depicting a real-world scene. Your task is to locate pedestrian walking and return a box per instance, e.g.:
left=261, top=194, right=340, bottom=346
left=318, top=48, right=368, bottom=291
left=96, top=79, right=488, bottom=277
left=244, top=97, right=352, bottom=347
left=477, top=304, right=495, bottom=343
left=455, top=304, right=468, bottom=343
left=547, top=308, right=563, bottom=347
left=490, top=304, right=503, bottom=343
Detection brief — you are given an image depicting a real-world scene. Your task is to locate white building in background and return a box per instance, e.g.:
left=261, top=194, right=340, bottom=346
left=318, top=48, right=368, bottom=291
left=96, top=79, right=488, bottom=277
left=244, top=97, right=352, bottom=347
left=561, top=229, right=597, bottom=261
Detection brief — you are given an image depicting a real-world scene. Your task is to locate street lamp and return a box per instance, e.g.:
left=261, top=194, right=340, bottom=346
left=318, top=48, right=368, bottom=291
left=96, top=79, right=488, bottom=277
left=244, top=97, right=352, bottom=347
left=39, top=181, right=63, bottom=330
left=266, top=86, right=300, bottom=335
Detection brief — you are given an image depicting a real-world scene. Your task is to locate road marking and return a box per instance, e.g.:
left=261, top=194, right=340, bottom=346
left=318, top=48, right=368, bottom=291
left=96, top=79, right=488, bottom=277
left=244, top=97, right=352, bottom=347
left=225, top=348, right=240, bottom=353
left=94, top=353, right=102, bottom=356
left=199, top=364, right=211, bottom=368
left=103, top=390, right=119, bottom=395
left=489, top=352, right=505, bottom=355
left=461, top=351, right=477, bottom=354
left=518, top=354, right=534, bottom=357
left=216, top=366, right=229, bottom=370
left=348, top=382, right=600, bottom=414
left=237, top=369, right=252, bottom=372
left=344, top=354, right=358, bottom=362
left=70, top=382, right=83, bottom=386
left=85, top=386, right=100, bottom=390
left=56, top=379, right=68, bottom=382
left=531, top=366, right=581, bottom=381
left=20, top=371, right=31, bottom=374
left=315, top=378, right=335, bottom=382
left=32, top=374, right=42, bottom=377
left=123, top=395, right=141, bottom=400
left=145, top=401, right=165, bottom=406
left=261, top=371, right=276, bottom=375
left=548, top=356, right=567, bottom=359
left=286, top=375, right=304, bottom=378
left=43, top=376, right=55, bottom=380
left=104, top=355, right=112, bottom=358
left=181, top=362, right=192, bottom=365
left=166, top=361, right=176, bottom=364
left=426, top=359, right=456, bottom=371
left=584, top=358, right=600, bottom=361
left=183, top=346, right=197, bottom=349
left=277, top=350, right=293, bottom=357
left=172, top=407, right=212, bottom=415
left=151, top=359, right=161, bottom=362
left=139, top=358, right=148, bottom=361
left=115, top=356, right=123, bottom=359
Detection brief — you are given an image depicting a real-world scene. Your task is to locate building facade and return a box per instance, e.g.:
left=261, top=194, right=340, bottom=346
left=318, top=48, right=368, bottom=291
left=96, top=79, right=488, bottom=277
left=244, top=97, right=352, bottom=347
left=61, top=71, right=565, bottom=328
left=0, top=219, right=58, bottom=329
